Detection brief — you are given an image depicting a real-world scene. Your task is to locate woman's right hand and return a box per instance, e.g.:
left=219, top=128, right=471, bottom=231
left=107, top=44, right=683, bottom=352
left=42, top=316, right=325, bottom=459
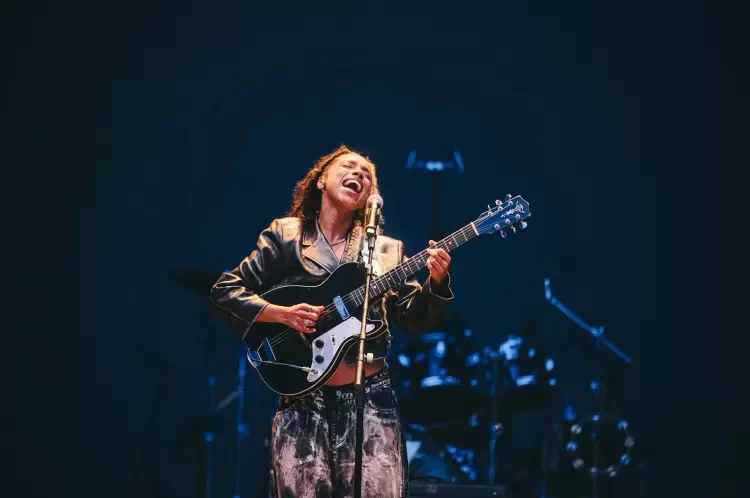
left=282, top=303, right=325, bottom=333
left=257, top=303, right=325, bottom=333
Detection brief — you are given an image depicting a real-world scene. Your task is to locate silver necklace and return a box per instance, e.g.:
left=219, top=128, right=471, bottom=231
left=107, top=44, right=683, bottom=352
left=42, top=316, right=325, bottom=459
left=316, top=217, right=348, bottom=247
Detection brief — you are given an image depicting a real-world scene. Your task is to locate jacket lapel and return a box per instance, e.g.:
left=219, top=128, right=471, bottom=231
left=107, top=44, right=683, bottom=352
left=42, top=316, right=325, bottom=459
left=301, top=220, right=340, bottom=274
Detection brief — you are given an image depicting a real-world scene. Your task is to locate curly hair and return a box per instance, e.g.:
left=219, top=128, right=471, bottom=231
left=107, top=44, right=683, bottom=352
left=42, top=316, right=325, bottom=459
left=287, top=145, right=383, bottom=227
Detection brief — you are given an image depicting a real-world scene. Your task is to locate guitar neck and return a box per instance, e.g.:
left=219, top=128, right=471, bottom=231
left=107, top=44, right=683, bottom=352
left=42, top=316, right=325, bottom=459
left=347, top=222, right=479, bottom=304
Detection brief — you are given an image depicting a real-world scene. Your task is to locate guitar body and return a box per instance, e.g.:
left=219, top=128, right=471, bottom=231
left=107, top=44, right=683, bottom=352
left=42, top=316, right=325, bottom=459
left=246, top=262, right=384, bottom=397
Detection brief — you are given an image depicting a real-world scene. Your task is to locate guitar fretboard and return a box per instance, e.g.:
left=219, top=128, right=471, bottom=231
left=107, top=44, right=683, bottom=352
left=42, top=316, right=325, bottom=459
left=346, top=223, right=478, bottom=306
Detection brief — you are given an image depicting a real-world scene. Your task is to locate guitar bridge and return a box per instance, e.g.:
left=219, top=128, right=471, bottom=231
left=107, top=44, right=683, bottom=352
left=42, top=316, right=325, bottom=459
left=263, top=337, right=277, bottom=361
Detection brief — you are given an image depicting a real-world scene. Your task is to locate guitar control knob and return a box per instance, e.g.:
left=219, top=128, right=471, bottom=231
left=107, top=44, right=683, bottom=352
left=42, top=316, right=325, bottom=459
left=314, top=339, right=324, bottom=349
left=315, top=355, right=324, bottom=364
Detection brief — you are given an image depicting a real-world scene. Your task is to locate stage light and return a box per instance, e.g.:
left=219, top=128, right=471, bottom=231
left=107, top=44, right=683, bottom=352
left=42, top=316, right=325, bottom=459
left=470, top=413, right=480, bottom=427
left=405, top=149, right=465, bottom=173
left=467, top=352, right=481, bottom=367
left=436, top=340, right=446, bottom=358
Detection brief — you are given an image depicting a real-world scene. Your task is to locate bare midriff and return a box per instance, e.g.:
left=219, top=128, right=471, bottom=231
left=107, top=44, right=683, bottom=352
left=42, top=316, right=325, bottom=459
left=324, top=358, right=386, bottom=386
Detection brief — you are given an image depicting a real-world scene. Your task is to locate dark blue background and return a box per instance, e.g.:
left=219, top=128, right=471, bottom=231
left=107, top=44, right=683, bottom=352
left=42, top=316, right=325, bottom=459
left=15, top=0, right=722, bottom=497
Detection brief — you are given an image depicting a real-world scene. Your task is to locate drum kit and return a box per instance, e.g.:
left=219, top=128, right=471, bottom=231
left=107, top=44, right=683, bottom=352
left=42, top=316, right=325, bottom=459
left=390, top=315, right=560, bottom=488
left=389, top=281, right=643, bottom=498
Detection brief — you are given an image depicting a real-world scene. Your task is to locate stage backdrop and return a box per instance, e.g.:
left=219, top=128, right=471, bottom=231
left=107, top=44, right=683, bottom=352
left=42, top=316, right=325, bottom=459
left=16, top=1, right=720, bottom=497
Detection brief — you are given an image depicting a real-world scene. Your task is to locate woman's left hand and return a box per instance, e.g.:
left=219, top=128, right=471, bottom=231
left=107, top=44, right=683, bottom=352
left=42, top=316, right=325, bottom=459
left=426, top=240, right=451, bottom=286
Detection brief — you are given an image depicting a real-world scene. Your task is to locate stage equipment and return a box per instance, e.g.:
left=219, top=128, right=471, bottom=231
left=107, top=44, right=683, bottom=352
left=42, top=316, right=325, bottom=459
left=544, top=278, right=635, bottom=498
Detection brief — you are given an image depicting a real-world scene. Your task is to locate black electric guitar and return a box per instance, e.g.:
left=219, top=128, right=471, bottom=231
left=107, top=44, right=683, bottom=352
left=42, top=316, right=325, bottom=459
left=246, top=194, right=531, bottom=396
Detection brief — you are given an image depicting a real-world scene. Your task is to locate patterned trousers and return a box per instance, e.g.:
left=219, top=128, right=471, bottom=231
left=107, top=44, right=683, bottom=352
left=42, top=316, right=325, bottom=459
left=270, top=368, right=407, bottom=498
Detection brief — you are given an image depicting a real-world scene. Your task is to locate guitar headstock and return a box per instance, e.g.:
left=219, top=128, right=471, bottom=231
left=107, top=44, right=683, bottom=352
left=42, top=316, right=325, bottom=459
left=472, top=194, right=531, bottom=238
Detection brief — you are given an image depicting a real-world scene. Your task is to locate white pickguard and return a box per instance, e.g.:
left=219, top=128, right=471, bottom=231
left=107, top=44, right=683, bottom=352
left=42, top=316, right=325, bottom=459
left=306, top=317, right=376, bottom=383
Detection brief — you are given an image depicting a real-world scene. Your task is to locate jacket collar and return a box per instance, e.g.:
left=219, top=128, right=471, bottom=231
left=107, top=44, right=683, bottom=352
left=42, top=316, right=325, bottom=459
left=301, top=217, right=366, bottom=273
left=301, top=218, right=343, bottom=273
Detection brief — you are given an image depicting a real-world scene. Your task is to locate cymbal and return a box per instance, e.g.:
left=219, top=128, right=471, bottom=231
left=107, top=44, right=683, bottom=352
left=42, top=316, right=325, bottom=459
left=168, top=267, right=222, bottom=296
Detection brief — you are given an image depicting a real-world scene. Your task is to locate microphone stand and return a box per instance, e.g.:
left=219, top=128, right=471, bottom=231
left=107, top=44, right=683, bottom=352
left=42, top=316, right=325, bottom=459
left=353, top=213, right=378, bottom=498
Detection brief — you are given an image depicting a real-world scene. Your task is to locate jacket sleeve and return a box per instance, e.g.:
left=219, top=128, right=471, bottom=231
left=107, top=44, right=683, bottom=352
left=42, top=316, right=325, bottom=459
left=386, top=240, right=453, bottom=335
left=208, top=219, right=286, bottom=340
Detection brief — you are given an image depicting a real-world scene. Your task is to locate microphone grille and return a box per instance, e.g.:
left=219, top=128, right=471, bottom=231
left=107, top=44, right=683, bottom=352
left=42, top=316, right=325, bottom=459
left=367, top=194, right=383, bottom=209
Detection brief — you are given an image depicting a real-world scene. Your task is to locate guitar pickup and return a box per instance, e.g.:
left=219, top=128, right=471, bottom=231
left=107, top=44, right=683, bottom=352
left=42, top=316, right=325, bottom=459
left=333, top=296, right=350, bottom=320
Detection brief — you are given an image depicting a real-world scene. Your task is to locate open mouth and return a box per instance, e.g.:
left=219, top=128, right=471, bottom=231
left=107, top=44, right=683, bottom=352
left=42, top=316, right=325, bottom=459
left=342, top=178, right=362, bottom=194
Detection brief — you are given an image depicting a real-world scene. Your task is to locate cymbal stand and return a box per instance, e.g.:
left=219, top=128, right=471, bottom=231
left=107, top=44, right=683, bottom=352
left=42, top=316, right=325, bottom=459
left=202, top=308, right=218, bottom=498
left=484, top=349, right=504, bottom=485
left=233, top=352, right=249, bottom=498
left=544, top=278, right=632, bottom=498
left=205, top=375, right=216, bottom=498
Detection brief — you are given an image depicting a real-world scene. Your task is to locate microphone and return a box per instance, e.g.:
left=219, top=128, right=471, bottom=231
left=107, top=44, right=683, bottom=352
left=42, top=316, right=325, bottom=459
left=365, top=194, right=383, bottom=248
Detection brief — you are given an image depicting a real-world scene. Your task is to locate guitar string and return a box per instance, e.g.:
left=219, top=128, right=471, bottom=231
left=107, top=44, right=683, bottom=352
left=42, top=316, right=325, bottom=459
left=266, top=225, right=476, bottom=349
left=266, top=232, right=467, bottom=348
left=265, top=224, right=479, bottom=349
left=265, top=225, right=477, bottom=349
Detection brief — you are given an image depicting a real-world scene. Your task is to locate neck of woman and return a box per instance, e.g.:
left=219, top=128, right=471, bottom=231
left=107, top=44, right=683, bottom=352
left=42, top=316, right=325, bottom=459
left=317, top=202, right=354, bottom=244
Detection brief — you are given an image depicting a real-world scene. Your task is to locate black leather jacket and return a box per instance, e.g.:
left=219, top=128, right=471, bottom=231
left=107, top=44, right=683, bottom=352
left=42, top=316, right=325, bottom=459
left=209, top=217, right=453, bottom=364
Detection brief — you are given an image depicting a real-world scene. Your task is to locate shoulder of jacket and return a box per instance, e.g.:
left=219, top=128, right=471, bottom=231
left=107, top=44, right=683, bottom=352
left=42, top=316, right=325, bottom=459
left=377, top=234, right=405, bottom=254
left=377, top=234, right=401, bottom=245
left=267, top=217, right=303, bottom=241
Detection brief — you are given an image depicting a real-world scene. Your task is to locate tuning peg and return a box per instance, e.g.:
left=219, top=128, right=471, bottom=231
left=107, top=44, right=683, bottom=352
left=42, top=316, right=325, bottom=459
left=504, top=194, right=512, bottom=202
left=510, top=225, right=517, bottom=233
left=495, top=199, right=502, bottom=206
left=500, top=230, right=507, bottom=238
left=520, top=221, right=528, bottom=229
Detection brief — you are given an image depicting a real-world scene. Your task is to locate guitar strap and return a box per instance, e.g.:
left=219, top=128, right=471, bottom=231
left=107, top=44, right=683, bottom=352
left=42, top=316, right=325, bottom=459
left=359, top=240, right=383, bottom=276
